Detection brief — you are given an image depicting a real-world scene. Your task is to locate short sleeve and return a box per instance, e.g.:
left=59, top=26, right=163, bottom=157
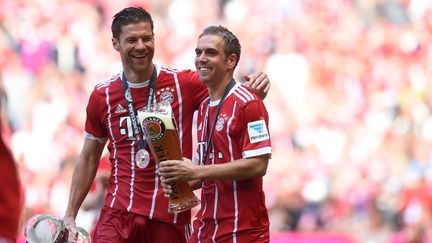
left=239, top=99, right=271, bottom=158
left=84, top=88, right=108, bottom=139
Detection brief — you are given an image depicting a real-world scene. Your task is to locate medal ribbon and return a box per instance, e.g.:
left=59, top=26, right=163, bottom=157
left=202, top=79, right=236, bottom=164
left=121, top=65, right=157, bottom=150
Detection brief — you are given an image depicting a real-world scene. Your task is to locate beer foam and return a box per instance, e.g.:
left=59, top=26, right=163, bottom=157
left=137, top=109, right=175, bottom=130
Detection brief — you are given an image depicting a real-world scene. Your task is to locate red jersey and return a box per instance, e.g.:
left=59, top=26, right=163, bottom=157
left=192, top=83, right=271, bottom=243
left=0, top=134, right=22, bottom=240
left=85, top=64, right=207, bottom=224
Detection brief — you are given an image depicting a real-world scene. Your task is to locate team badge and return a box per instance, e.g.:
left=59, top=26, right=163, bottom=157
left=142, top=116, right=166, bottom=142
left=216, top=116, right=225, bottom=131
left=125, top=89, right=132, bottom=102
left=247, top=120, right=269, bottom=143
left=157, top=87, right=175, bottom=104
left=160, top=90, right=174, bottom=104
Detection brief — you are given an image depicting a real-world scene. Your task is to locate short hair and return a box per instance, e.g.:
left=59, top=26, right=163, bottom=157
left=111, top=7, right=154, bottom=39
left=199, top=25, right=241, bottom=68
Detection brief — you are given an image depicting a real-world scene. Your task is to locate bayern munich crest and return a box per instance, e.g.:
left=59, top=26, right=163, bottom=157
left=142, top=116, right=166, bottom=142
left=216, top=116, right=225, bottom=131
left=160, top=90, right=174, bottom=104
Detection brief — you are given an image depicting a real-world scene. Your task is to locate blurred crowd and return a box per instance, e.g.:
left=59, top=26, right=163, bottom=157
left=1, top=0, right=432, bottom=242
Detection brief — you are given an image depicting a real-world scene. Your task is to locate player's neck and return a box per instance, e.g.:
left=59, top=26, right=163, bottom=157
left=123, top=66, right=154, bottom=84
left=208, top=77, right=233, bottom=101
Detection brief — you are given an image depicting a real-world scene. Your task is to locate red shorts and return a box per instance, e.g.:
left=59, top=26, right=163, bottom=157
left=93, top=206, right=191, bottom=243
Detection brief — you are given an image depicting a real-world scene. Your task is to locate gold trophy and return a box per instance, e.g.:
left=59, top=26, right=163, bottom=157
left=137, top=101, right=200, bottom=213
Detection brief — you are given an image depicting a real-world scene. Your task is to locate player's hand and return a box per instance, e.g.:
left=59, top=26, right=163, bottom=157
left=159, top=158, right=195, bottom=183
left=160, top=179, right=174, bottom=198
left=243, top=71, right=270, bottom=99
left=63, top=216, right=78, bottom=241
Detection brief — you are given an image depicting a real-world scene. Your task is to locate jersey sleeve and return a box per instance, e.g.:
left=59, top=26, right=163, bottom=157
left=239, top=99, right=272, bottom=158
left=84, top=88, right=108, bottom=141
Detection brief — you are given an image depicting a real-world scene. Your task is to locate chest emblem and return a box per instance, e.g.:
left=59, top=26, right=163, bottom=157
left=216, top=116, right=225, bottom=132
left=157, top=87, right=175, bottom=104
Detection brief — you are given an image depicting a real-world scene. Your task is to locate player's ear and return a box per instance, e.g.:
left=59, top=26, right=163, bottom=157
left=112, top=37, right=120, bottom=52
left=227, top=53, right=237, bottom=69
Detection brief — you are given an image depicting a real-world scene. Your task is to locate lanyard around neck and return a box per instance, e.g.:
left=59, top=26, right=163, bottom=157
left=202, top=79, right=236, bottom=163
left=121, top=65, right=157, bottom=149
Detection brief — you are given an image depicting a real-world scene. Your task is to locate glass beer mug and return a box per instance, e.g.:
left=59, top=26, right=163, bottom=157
left=137, top=101, right=200, bottom=213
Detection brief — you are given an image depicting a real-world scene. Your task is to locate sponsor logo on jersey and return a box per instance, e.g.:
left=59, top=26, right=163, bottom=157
left=247, top=120, right=269, bottom=143
left=115, top=104, right=127, bottom=113
left=216, top=116, right=225, bottom=131
left=142, top=116, right=166, bottom=142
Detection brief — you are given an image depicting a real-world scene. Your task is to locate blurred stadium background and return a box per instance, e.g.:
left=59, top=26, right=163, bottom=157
left=1, top=0, right=432, bottom=242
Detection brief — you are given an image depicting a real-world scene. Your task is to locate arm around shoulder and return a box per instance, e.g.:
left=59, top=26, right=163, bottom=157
left=243, top=71, right=270, bottom=100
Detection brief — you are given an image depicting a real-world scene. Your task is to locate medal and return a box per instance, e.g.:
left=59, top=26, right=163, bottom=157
left=121, top=67, right=157, bottom=170
left=136, top=149, right=150, bottom=168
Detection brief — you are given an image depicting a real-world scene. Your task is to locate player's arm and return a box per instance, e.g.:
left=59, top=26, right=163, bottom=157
left=196, top=154, right=269, bottom=180
left=187, top=70, right=270, bottom=108
left=188, top=179, right=202, bottom=190
left=63, top=138, right=105, bottom=239
left=159, top=157, right=202, bottom=198
left=159, top=154, right=269, bottom=183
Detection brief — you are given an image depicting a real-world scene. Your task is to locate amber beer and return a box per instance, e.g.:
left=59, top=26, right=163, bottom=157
left=137, top=102, right=200, bottom=213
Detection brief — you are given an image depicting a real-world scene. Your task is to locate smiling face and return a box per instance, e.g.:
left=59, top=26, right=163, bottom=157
left=112, top=21, right=154, bottom=81
left=195, top=34, right=237, bottom=87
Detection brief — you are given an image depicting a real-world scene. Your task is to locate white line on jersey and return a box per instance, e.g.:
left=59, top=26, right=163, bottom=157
left=238, top=85, right=255, bottom=100
left=97, top=73, right=119, bottom=89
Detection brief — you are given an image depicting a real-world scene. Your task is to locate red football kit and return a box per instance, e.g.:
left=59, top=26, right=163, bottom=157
left=84, top=64, right=207, bottom=239
left=0, top=132, right=22, bottom=241
left=192, top=83, right=271, bottom=243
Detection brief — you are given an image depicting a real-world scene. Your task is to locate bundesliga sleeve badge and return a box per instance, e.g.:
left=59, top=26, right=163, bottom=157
left=247, top=120, right=269, bottom=143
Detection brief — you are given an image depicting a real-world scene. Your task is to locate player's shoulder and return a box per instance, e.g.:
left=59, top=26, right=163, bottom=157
left=198, top=96, right=210, bottom=109
left=159, top=64, right=181, bottom=74
left=230, top=83, right=260, bottom=106
left=158, top=64, right=196, bottom=77
left=92, top=72, right=121, bottom=96
left=93, top=72, right=121, bottom=92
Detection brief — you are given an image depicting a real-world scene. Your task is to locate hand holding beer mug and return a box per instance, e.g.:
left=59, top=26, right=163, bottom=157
left=137, top=101, right=200, bottom=213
